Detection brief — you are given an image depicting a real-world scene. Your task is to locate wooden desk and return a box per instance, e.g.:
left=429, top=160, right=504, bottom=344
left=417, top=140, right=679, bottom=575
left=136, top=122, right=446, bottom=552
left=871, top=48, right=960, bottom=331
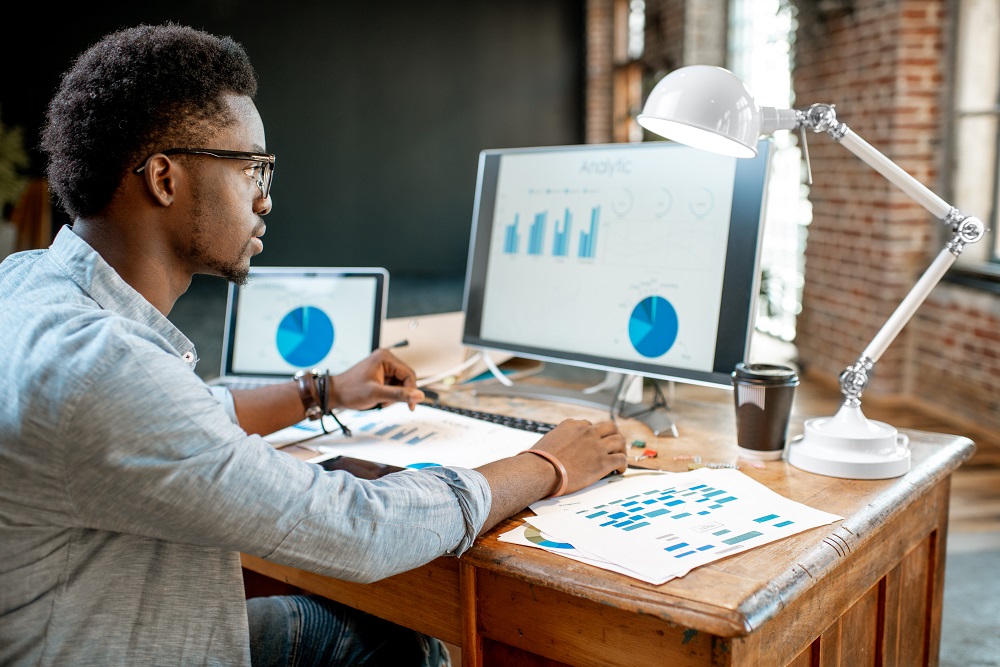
left=242, top=381, right=975, bottom=666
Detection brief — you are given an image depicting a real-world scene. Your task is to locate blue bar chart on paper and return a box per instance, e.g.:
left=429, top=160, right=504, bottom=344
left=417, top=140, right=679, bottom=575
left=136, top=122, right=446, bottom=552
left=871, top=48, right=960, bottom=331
left=265, top=403, right=542, bottom=471
left=355, top=419, right=438, bottom=445
left=526, top=468, right=843, bottom=584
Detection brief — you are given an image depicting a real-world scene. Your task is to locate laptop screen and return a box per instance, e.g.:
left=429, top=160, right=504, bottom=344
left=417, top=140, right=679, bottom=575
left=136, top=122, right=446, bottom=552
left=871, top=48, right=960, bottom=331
left=221, top=267, right=387, bottom=380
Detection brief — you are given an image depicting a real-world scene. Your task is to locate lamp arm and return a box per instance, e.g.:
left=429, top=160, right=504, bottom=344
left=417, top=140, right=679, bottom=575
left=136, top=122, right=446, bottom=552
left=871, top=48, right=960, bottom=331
left=792, top=103, right=989, bottom=405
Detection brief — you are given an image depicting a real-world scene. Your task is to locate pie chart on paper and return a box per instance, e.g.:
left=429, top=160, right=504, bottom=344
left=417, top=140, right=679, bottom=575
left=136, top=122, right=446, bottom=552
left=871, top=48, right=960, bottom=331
left=628, top=296, right=679, bottom=358
left=276, top=306, right=335, bottom=367
left=524, top=524, right=574, bottom=550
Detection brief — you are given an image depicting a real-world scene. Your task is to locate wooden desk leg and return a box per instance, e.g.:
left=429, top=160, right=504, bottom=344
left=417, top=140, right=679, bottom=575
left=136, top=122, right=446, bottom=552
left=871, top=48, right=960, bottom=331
left=926, top=480, right=950, bottom=667
left=461, top=561, right=483, bottom=667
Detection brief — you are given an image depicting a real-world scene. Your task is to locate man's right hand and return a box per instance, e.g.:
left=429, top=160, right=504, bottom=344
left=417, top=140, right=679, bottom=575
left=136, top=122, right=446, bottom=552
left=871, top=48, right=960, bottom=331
left=528, top=419, right=628, bottom=496
left=474, top=418, right=627, bottom=534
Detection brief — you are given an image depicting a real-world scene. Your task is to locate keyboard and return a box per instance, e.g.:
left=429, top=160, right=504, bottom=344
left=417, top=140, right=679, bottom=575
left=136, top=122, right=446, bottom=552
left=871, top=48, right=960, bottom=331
left=425, top=403, right=556, bottom=434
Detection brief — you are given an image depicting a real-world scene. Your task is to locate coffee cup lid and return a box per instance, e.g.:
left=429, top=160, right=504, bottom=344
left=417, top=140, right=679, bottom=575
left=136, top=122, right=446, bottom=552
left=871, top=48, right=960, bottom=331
left=732, top=362, right=799, bottom=384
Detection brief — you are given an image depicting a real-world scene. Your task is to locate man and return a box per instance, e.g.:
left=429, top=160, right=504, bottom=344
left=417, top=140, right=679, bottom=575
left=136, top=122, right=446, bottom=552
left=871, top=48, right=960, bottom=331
left=0, top=22, right=627, bottom=667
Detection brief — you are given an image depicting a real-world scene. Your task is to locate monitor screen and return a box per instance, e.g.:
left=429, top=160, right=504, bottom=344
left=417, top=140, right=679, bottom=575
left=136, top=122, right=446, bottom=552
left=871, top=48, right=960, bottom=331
left=461, top=139, right=772, bottom=389
left=224, top=267, right=386, bottom=379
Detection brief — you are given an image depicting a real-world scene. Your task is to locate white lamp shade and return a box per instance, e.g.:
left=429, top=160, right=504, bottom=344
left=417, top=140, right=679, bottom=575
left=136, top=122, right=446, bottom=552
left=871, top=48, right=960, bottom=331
left=637, top=65, right=762, bottom=158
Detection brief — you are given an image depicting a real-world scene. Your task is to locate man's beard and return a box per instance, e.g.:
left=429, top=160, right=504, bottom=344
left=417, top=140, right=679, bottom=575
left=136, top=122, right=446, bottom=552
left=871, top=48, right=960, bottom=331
left=187, top=191, right=252, bottom=286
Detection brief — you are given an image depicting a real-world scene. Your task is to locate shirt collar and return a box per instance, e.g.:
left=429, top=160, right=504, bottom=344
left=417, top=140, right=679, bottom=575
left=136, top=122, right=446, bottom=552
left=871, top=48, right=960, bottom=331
left=48, top=225, right=199, bottom=368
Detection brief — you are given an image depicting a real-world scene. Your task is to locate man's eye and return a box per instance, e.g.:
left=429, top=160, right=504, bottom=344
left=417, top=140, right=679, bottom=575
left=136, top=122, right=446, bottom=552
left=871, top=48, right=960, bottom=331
left=245, top=163, right=263, bottom=177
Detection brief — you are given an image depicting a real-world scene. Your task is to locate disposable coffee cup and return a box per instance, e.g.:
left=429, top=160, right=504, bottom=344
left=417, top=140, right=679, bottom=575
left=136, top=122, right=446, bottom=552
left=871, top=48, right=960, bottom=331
left=732, top=362, right=799, bottom=461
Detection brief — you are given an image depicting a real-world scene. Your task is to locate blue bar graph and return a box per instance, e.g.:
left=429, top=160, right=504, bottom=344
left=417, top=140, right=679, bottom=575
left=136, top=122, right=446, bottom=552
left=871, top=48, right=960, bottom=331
left=503, top=215, right=520, bottom=254
left=359, top=420, right=437, bottom=444
left=577, top=206, right=600, bottom=258
left=528, top=212, right=546, bottom=255
left=722, top=530, right=763, bottom=545
left=375, top=424, right=398, bottom=436
left=552, top=208, right=571, bottom=257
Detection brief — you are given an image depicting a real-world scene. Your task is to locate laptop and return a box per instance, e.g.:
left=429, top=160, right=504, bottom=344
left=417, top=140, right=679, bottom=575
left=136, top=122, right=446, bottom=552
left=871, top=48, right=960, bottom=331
left=209, top=266, right=388, bottom=389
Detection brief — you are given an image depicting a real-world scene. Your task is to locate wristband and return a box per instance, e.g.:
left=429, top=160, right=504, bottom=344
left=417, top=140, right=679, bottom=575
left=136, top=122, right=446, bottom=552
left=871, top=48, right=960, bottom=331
left=294, top=369, right=352, bottom=437
left=293, top=369, right=323, bottom=421
left=523, top=449, right=569, bottom=497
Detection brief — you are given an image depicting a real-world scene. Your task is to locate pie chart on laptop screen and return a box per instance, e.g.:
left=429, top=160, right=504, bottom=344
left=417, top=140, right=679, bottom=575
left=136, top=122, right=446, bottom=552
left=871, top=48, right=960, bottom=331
left=276, top=306, right=335, bottom=367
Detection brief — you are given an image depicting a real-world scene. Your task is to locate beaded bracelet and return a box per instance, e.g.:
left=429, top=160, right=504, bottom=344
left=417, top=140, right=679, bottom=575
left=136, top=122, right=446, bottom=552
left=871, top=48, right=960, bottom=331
left=523, top=449, right=569, bottom=497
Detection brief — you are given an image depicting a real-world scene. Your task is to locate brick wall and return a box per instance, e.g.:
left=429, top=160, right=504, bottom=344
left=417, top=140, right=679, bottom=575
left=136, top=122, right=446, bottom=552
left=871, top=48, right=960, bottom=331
left=914, top=285, right=1000, bottom=430
left=793, top=0, right=1000, bottom=431
left=586, top=0, right=615, bottom=144
left=641, top=0, right=726, bottom=74
left=683, top=0, right=728, bottom=67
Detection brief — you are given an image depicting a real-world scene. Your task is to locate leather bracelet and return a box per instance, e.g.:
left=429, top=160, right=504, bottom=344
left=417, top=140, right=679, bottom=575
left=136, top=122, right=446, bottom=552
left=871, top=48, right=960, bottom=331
left=293, top=369, right=323, bottom=421
left=316, top=372, right=328, bottom=414
left=523, top=449, right=569, bottom=497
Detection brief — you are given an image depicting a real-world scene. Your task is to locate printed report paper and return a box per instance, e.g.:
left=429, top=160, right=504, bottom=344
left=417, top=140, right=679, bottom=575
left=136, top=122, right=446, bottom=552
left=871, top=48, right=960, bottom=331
left=264, top=402, right=541, bottom=470
left=519, top=467, right=842, bottom=584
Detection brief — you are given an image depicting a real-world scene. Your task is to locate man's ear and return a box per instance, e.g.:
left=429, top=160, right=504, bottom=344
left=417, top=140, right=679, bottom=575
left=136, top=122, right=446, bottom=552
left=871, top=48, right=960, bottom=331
left=141, top=154, right=177, bottom=207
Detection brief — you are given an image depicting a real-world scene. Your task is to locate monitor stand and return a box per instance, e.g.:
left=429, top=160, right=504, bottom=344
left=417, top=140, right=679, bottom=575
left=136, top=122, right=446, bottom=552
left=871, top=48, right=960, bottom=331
left=468, top=369, right=679, bottom=438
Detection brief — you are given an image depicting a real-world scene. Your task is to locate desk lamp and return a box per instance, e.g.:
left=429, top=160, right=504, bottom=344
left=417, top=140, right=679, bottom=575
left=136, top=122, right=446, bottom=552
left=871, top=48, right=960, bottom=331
left=636, top=65, right=986, bottom=479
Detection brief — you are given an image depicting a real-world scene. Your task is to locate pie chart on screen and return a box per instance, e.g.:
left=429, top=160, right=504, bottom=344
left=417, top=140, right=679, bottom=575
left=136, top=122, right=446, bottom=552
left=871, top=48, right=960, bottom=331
left=628, top=295, right=678, bottom=358
left=276, top=306, right=335, bottom=367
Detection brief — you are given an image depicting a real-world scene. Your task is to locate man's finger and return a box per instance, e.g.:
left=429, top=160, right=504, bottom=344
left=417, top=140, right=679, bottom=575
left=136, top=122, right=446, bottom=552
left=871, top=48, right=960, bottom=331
left=594, top=420, right=620, bottom=437
left=384, top=359, right=418, bottom=386
left=373, top=385, right=424, bottom=409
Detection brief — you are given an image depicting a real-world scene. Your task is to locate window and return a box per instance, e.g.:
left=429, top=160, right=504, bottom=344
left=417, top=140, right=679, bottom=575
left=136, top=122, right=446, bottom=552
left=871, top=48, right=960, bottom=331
left=950, top=0, right=1000, bottom=274
left=728, top=0, right=806, bottom=341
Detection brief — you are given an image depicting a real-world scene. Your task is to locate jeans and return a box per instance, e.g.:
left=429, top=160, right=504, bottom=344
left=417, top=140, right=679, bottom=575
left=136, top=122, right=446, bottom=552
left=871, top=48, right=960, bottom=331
left=247, top=595, right=452, bottom=667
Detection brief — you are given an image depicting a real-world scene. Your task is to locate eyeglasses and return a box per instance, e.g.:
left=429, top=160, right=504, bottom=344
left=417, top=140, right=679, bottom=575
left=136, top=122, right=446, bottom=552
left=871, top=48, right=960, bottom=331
left=133, top=148, right=276, bottom=199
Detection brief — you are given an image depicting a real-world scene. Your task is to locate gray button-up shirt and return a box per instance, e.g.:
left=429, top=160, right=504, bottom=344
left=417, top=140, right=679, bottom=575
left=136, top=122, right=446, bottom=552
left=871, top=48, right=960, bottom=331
left=0, top=226, right=491, bottom=666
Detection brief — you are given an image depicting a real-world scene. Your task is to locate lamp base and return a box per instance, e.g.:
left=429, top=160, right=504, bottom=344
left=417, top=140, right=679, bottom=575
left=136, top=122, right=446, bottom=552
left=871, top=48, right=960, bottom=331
left=786, top=403, right=910, bottom=479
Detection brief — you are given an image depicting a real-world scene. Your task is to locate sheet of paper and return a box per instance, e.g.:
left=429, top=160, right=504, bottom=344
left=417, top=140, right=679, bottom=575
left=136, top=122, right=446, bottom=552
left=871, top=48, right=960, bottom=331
left=264, top=402, right=542, bottom=470
left=527, top=467, right=843, bottom=583
left=530, top=467, right=672, bottom=515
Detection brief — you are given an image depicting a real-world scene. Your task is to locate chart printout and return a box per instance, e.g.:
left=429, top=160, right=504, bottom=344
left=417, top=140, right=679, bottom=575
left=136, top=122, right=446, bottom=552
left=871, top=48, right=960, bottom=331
left=479, top=145, right=739, bottom=373
left=263, top=403, right=541, bottom=470
left=525, top=467, right=842, bottom=583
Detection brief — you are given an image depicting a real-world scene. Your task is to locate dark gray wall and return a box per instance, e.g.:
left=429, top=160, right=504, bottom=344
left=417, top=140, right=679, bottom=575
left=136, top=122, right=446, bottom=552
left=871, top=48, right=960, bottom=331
left=3, top=0, right=584, bottom=278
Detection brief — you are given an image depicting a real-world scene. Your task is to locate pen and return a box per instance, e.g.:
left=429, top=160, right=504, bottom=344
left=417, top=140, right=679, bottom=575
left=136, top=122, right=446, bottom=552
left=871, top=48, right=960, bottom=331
left=389, top=339, right=409, bottom=349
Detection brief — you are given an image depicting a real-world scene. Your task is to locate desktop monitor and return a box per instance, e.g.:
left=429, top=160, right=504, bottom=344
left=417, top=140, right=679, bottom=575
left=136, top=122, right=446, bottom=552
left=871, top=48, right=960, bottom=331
left=461, top=139, right=772, bottom=410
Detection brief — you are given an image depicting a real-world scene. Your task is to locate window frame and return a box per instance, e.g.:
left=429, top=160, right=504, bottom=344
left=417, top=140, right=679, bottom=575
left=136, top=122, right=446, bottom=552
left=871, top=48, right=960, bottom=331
left=942, top=0, right=1000, bottom=290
